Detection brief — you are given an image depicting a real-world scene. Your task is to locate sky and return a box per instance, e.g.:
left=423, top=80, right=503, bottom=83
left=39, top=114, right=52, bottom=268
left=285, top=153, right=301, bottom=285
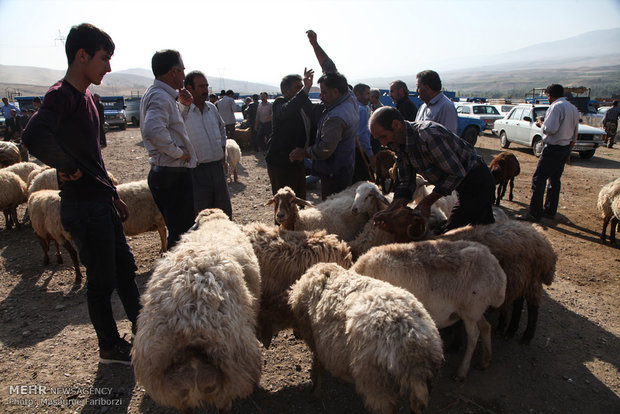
left=1, top=0, right=620, bottom=86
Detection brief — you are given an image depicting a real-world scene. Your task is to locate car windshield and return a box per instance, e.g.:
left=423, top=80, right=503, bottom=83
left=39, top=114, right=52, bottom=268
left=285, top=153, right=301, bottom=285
left=533, top=107, right=548, bottom=120
left=101, top=99, right=123, bottom=110
left=473, top=106, right=500, bottom=115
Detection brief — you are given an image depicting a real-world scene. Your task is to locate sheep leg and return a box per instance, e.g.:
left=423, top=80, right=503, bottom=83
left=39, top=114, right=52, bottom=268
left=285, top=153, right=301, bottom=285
left=505, top=297, right=525, bottom=339
left=610, top=217, right=619, bottom=245
left=36, top=236, right=51, bottom=265
left=494, top=185, right=502, bottom=206
left=600, top=216, right=611, bottom=242
left=499, top=182, right=507, bottom=203
left=3, top=210, right=12, bottom=229
left=476, top=317, right=492, bottom=370
left=308, top=354, right=324, bottom=400
left=10, top=208, right=21, bottom=229
left=53, top=240, right=63, bottom=264
left=520, top=304, right=539, bottom=345
left=454, top=318, right=480, bottom=381
left=157, top=224, right=167, bottom=253
left=409, top=380, right=430, bottom=414
left=508, top=178, right=515, bottom=201
left=233, top=167, right=238, bottom=182
left=63, top=241, right=83, bottom=286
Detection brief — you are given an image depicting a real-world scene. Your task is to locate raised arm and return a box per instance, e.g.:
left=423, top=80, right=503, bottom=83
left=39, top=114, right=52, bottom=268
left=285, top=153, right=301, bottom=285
left=306, top=30, right=337, bottom=74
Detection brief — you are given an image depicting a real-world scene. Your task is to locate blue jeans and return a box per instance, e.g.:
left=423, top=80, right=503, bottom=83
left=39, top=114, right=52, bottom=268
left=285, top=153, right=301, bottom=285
left=60, top=199, right=140, bottom=349
left=148, top=166, right=195, bottom=250
left=529, top=144, right=571, bottom=219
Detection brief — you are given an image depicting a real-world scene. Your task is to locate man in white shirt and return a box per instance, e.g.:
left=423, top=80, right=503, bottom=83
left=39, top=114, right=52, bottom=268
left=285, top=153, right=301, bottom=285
left=517, top=84, right=580, bottom=222
left=181, top=71, right=232, bottom=219
left=216, top=89, right=237, bottom=140
left=140, top=49, right=197, bottom=249
left=415, top=70, right=458, bottom=134
left=255, top=92, right=272, bottom=152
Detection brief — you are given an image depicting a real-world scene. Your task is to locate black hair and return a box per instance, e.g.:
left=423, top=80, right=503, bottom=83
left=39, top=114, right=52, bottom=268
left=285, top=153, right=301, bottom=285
left=353, top=83, right=370, bottom=96
left=416, top=70, right=442, bottom=92
left=280, top=74, right=302, bottom=93
left=184, top=70, right=206, bottom=88
left=390, top=80, right=408, bottom=95
left=151, top=49, right=181, bottom=78
left=317, top=72, right=349, bottom=95
left=65, top=23, right=115, bottom=64
left=369, top=106, right=404, bottom=131
left=545, top=84, right=564, bottom=99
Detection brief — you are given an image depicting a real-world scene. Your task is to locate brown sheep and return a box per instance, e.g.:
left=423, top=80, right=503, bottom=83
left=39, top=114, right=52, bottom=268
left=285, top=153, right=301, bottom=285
left=374, top=149, right=396, bottom=194
left=489, top=151, right=520, bottom=206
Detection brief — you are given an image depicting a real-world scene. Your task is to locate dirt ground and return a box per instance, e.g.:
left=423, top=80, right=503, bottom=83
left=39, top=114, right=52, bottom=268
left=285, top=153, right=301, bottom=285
left=0, top=127, right=619, bottom=414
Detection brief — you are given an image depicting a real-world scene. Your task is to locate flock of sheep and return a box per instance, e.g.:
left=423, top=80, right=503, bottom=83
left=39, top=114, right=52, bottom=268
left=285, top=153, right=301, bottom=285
left=1, top=139, right=619, bottom=414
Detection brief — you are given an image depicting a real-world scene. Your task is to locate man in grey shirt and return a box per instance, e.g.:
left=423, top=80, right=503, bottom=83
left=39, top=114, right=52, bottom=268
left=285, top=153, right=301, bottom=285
left=415, top=70, right=458, bottom=134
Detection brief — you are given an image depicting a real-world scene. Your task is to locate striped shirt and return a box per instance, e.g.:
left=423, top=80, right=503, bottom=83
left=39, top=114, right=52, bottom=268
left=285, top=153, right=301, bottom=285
left=394, top=121, right=481, bottom=199
left=180, top=101, right=227, bottom=164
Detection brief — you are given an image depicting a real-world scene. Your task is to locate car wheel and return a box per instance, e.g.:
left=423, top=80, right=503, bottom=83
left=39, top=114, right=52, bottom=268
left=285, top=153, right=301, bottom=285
left=578, top=149, right=596, bottom=159
left=500, top=131, right=510, bottom=148
left=532, top=136, right=544, bottom=157
left=462, top=126, right=479, bottom=146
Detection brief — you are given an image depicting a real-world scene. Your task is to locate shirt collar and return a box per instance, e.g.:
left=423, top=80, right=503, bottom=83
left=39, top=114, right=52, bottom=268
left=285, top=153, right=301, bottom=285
left=154, top=79, right=179, bottom=99
left=428, top=92, right=444, bottom=105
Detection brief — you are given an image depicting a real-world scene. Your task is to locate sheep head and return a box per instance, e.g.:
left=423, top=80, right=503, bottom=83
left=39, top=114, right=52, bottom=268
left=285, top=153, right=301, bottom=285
left=373, top=205, right=428, bottom=242
left=351, top=182, right=390, bottom=216
left=265, top=186, right=314, bottom=230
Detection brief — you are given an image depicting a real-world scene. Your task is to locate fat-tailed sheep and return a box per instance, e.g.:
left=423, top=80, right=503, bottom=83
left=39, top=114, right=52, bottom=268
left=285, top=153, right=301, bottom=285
left=241, top=222, right=352, bottom=348
left=288, top=262, right=443, bottom=414
left=266, top=183, right=368, bottom=242
left=225, top=138, right=241, bottom=182
left=489, top=152, right=520, bottom=206
left=28, top=168, right=118, bottom=197
left=0, top=170, right=27, bottom=229
left=597, top=177, right=620, bottom=244
left=3, top=161, right=42, bottom=184
left=353, top=239, right=506, bottom=381
left=0, top=141, right=21, bottom=167
left=27, top=190, right=82, bottom=285
left=132, top=208, right=261, bottom=414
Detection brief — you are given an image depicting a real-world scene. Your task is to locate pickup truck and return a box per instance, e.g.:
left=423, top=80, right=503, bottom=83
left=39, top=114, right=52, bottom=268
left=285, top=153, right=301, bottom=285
left=100, top=96, right=127, bottom=130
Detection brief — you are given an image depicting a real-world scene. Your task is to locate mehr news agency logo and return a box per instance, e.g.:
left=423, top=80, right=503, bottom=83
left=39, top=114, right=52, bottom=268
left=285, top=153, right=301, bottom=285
left=5, top=384, right=121, bottom=407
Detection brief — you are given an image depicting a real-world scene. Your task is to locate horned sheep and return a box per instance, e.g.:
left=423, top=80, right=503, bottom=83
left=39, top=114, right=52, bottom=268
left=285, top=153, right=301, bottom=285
left=353, top=239, right=506, bottom=381
left=225, top=138, right=241, bottom=182
left=288, top=262, right=443, bottom=414
left=597, top=177, right=620, bottom=244
left=0, top=170, right=28, bottom=229
left=132, top=209, right=261, bottom=414
left=241, top=221, right=352, bottom=348
left=266, top=183, right=368, bottom=242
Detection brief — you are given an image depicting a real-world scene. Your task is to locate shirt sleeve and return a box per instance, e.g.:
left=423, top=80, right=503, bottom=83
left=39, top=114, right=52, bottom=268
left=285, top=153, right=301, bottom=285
left=307, top=117, right=345, bottom=160
left=21, top=90, right=79, bottom=174
left=321, top=57, right=338, bottom=75
left=357, top=105, right=373, bottom=157
left=422, top=126, right=469, bottom=196
left=542, top=104, right=561, bottom=136
left=141, top=96, right=185, bottom=159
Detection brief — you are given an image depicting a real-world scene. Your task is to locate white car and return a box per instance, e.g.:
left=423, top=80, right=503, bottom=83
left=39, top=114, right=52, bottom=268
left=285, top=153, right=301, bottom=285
left=493, top=104, right=516, bottom=116
left=455, top=103, right=504, bottom=131
left=492, top=104, right=606, bottom=159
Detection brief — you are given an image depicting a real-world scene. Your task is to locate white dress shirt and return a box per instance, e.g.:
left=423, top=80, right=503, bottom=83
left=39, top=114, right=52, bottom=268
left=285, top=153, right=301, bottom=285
left=415, top=92, right=458, bottom=134
left=542, top=97, right=580, bottom=146
left=140, top=79, right=197, bottom=167
left=180, top=101, right=227, bottom=164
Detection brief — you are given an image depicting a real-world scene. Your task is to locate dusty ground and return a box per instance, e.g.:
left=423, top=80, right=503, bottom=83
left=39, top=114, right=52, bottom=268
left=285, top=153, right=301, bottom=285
left=0, top=127, right=619, bottom=414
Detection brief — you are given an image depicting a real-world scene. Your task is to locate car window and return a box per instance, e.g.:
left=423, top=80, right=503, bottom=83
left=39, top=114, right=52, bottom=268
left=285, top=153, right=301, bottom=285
left=509, top=108, right=524, bottom=120
left=533, top=107, right=548, bottom=121
left=456, top=106, right=462, bottom=113
left=473, top=106, right=499, bottom=115
left=461, top=106, right=471, bottom=114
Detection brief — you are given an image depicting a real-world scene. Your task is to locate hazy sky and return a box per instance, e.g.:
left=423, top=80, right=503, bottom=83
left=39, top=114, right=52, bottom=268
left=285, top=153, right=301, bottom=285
left=1, top=0, right=619, bottom=85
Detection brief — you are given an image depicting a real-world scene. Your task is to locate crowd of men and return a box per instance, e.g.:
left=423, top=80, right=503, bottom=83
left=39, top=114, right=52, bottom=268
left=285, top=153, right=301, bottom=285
left=16, top=22, right=618, bottom=368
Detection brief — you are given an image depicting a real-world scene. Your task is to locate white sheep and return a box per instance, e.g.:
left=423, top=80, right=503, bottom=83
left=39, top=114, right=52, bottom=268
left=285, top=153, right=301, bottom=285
left=132, top=208, right=261, bottom=414
left=225, top=138, right=241, bottom=182
left=0, top=141, right=21, bottom=167
left=241, top=221, right=352, bottom=348
left=116, top=180, right=167, bottom=253
left=27, top=190, right=82, bottom=285
left=3, top=161, right=42, bottom=184
left=28, top=168, right=118, bottom=197
left=266, top=182, right=368, bottom=242
left=0, top=170, right=27, bottom=229
left=353, top=239, right=507, bottom=381
left=288, top=262, right=443, bottom=414
left=597, top=177, right=620, bottom=244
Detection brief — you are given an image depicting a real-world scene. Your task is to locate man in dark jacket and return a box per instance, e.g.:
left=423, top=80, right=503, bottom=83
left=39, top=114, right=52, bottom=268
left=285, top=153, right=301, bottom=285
left=266, top=71, right=314, bottom=198
left=389, top=80, right=418, bottom=121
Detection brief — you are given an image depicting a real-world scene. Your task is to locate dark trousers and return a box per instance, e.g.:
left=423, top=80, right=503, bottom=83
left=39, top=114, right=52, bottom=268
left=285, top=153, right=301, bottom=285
left=60, top=200, right=140, bottom=349
left=320, top=170, right=354, bottom=200
left=352, top=147, right=372, bottom=183
left=444, top=159, right=495, bottom=231
left=255, top=121, right=272, bottom=152
left=148, top=166, right=195, bottom=250
left=190, top=161, right=232, bottom=219
left=225, top=124, right=236, bottom=140
left=529, top=144, right=571, bottom=219
left=267, top=162, right=307, bottom=199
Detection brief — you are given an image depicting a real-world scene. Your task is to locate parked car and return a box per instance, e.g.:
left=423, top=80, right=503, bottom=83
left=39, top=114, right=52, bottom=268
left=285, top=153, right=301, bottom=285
left=125, top=97, right=141, bottom=126
left=100, top=96, right=127, bottom=130
left=493, top=104, right=516, bottom=116
left=455, top=103, right=504, bottom=131
left=492, top=104, right=606, bottom=159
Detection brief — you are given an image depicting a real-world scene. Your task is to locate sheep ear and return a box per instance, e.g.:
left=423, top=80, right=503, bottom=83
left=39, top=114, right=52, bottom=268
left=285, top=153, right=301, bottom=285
left=295, top=198, right=314, bottom=208
left=265, top=198, right=275, bottom=206
left=376, top=192, right=391, bottom=207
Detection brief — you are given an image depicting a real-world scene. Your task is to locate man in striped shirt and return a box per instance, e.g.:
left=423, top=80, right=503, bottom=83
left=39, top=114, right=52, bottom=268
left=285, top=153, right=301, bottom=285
left=370, top=106, right=495, bottom=232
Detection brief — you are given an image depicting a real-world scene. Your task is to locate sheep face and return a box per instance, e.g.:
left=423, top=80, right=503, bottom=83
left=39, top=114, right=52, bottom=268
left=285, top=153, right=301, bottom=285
left=350, top=182, right=390, bottom=216
left=265, top=186, right=313, bottom=229
left=373, top=206, right=428, bottom=242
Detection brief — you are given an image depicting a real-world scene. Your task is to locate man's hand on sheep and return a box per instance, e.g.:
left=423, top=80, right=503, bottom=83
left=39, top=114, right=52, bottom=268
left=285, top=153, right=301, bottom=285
left=113, top=198, right=130, bottom=222
left=58, top=168, right=83, bottom=183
